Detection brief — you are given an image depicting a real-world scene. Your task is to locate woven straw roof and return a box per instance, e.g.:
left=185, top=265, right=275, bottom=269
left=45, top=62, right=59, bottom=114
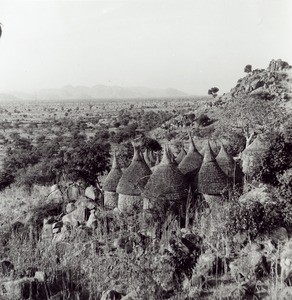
left=242, top=135, right=268, bottom=155
left=116, top=142, right=151, bottom=196
left=178, top=133, right=203, bottom=175
left=198, top=141, right=230, bottom=195
left=103, top=151, right=123, bottom=192
left=216, top=145, right=235, bottom=178
left=175, top=147, right=187, bottom=164
left=143, top=146, right=188, bottom=201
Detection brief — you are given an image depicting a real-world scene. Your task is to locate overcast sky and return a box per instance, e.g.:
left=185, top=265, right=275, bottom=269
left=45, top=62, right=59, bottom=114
left=0, top=0, right=291, bottom=95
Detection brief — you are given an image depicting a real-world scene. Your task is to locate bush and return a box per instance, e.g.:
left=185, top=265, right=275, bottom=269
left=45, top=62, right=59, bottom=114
left=196, top=114, right=212, bottom=127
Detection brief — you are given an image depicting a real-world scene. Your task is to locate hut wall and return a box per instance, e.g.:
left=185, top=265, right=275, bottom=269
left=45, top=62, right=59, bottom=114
left=118, top=194, right=143, bottom=214
left=104, top=191, right=119, bottom=210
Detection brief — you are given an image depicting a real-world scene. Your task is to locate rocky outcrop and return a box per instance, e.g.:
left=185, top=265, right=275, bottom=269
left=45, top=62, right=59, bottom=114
left=221, top=59, right=292, bottom=102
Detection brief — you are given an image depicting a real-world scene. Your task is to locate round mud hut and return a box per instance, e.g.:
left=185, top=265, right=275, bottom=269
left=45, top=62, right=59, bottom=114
left=143, top=146, right=189, bottom=215
left=241, top=135, right=269, bottom=179
left=198, top=141, right=230, bottom=203
left=178, top=133, right=203, bottom=190
left=103, top=151, right=123, bottom=209
left=116, top=142, right=151, bottom=214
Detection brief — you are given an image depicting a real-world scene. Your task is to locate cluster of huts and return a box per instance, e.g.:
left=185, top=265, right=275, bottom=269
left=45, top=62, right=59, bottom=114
left=102, top=133, right=256, bottom=216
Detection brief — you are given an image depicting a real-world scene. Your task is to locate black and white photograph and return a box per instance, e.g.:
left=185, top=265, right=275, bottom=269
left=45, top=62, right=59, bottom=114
left=0, top=0, right=292, bottom=299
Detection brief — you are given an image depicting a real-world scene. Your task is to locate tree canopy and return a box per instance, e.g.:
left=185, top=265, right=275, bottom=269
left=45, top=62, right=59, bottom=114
left=208, top=87, right=219, bottom=98
left=244, top=64, right=252, bottom=73
left=214, top=94, right=287, bottom=150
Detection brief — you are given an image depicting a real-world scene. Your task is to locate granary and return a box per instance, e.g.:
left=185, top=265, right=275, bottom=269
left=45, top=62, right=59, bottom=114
left=216, top=145, right=235, bottom=179
left=241, top=135, right=269, bottom=177
left=116, top=142, right=151, bottom=214
left=143, top=146, right=189, bottom=214
left=103, top=151, right=123, bottom=209
left=175, top=147, right=187, bottom=165
left=178, top=133, right=203, bottom=190
left=198, top=141, right=230, bottom=203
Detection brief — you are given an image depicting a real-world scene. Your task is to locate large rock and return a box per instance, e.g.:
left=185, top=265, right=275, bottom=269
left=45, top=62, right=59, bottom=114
left=100, top=289, right=122, bottom=300
left=86, top=210, right=97, bottom=229
left=85, top=186, right=99, bottom=201
left=62, top=206, right=89, bottom=227
left=0, top=277, right=36, bottom=300
left=239, top=185, right=272, bottom=204
left=65, top=202, right=75, bottom=214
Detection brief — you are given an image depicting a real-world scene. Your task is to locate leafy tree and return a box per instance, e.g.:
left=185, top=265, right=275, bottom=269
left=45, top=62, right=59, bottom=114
left=196, top=114, right=212, bottom=127
left=208, top=87, right=219, bottom=98
left=0, top=23, right=2, bottom=38
left=259, top=132, right=292, bottom=186
left=244, top=64, right=252, bottom=73
left=141, top=137, right=162, bottom=152
left=214, top=94, right=286, bottom=150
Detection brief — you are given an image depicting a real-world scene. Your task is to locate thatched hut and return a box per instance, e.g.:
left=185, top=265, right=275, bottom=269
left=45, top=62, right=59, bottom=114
left=143, top=146, right=189, bottom=214
left=178, top=133, right=203, bottom=190
left=103, top=152, right=123, bottom=209
left=241, top=135, right=269, bottom=176
left=216, top=145, right=235, bottom=179
left=198, top=141, right=230, bottom=202
left=175, top=147, right=187, bottom=165
left=116, top=143, right=151, bottom=214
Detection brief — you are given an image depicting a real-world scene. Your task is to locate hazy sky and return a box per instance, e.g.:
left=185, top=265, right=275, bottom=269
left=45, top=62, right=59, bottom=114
left=0, top=0, right=291, bottom=95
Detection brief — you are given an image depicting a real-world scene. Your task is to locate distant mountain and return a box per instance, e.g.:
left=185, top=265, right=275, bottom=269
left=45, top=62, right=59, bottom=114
left=2, top=85, right=187, bottom=101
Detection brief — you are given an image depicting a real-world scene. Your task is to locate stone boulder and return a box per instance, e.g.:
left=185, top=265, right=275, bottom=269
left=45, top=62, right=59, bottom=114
left=100, top=289, right=122, bottom=300
left=85, top=186, right=99, bottom=201
left=62, top=206, right=89, bottom=227
left=0, top=277, right=36, bottom=300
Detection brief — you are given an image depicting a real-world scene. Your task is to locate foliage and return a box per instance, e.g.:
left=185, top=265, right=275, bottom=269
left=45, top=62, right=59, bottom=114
left=196, top=113, right=212, bottom=127
left=2, top=129, right=111, bottom=189
left=244, top=64, right=252, bottom=73
left=116, top=141, right=134, bottom=168
left=259, top=133, right=292, bottom=186
left=214, top=94, right=286, bottom=149
left=141, top=137, right=162, bottom=152
left=224, top=199, right=292, bottom=239
left=208, top=87, right=219, bottom=98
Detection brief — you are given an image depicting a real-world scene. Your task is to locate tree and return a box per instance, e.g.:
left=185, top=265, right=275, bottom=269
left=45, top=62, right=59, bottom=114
left=196, top=114, right=212, bottom=127
left=214, top=94, right=286, bottom=150
left=208, top=87, right=219, bottom=98
left=244, top=64, right=252, bottom=73
left=141, top=137, right=162, bottom=152
left=0, top=23, right=2, bottom=38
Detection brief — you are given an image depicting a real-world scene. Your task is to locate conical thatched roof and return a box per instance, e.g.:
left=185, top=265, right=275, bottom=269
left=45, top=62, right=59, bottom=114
left=216, top=145, right=235, bottom=178
left=178, top=133, right=203, bottom=175
left=116, top=143, right=151, bottom=196
left=143, top=146, right=188, bottom=201
left=198, top=141, right=230, bottom=195
left=175, top=147, right=187, bottom=165
left=103, top=151, right=123, bottom=192
left=242, top=135, right=268, bottom=156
